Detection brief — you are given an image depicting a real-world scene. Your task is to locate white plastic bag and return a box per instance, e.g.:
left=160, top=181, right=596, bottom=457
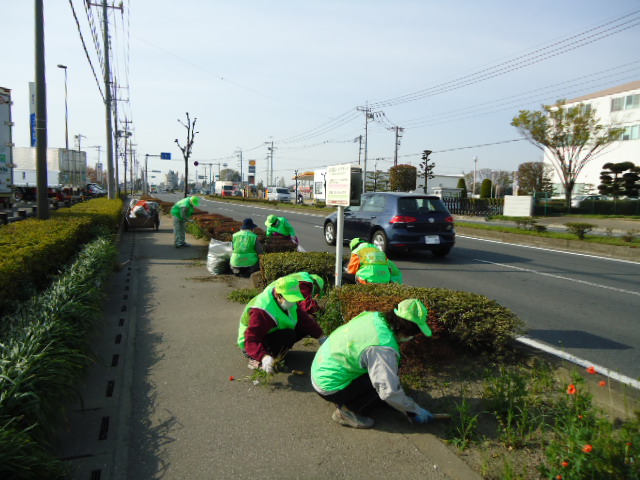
left=206, top=239, right=232, bottom=275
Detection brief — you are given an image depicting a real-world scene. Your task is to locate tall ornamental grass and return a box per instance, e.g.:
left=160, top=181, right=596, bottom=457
left=0, top=233, right=117, bottom=480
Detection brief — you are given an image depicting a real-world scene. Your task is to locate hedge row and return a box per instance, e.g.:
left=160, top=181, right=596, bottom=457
left=0, top=198, right=122, bottom=317
left=0, top=235, right=118, bottom=479
left=316, top=283, right=526, bottom=354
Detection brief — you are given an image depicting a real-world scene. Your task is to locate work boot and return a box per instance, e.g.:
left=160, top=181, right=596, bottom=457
left=332, top=406, right=374, bottom=429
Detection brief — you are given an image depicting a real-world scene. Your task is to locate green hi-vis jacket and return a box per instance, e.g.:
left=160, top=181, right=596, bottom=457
left=266, top=216, right=295, bottom=237
left=170, top=197, right=195, bottom=221
left=311, top=311, right=400, bottom=392
left=230, top=230, right=259, bottom=267
left=353, top=243, right=391, bottom=283
left=237, top=286, right=299, bottom=350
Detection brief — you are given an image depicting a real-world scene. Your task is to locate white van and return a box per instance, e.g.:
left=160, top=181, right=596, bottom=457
left=266, top=187, right=291, bottom=202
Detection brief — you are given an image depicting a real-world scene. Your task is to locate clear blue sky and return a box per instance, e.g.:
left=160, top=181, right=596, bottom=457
left=4, top=1, right=640, bottom=186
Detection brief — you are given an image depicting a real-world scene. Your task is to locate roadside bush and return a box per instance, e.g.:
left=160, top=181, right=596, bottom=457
left=317, top=283, right=526, bottom=355
left=565, top=222, right=596, bottom=240
left=0, top=198, right=122, bottom=317
left=259, top=251, right=336, bottom=286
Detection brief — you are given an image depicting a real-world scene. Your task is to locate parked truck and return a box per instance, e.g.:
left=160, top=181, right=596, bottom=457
left=0, top=87, right=13, bottom=208
left=214, top=181, right=236, bottom=197
left=12, top=147, right=87, bottom=201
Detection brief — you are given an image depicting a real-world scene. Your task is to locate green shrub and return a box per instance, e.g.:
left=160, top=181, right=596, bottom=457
left=0, top=199, right=122, bottom=317
left=565, top=222, right=596, bottom=240
left=317, top=284, right=526, bottom=354
left=260, top=251, right=337, bottom=285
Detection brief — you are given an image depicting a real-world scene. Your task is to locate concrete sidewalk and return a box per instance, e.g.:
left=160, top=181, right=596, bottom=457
left=58, top=222, right=480, bottom=480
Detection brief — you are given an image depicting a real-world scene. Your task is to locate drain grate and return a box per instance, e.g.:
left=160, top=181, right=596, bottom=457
left=111, top=354, right=119, bottom=367
left=118, top=318, right=125, bottom=326
left=115, top=334, right=122, bottom=344
left=105, top=380, right=115, bottom=398
left=98, top=416, right=110, bottom=440
left=90, top=470, right=101, bottom=480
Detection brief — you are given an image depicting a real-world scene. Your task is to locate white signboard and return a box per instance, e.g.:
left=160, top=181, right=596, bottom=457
left=326, top=163, right=351, bottom=206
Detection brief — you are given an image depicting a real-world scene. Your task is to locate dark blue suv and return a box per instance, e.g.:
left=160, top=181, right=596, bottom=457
left=323, top=192, right=455, bottom=257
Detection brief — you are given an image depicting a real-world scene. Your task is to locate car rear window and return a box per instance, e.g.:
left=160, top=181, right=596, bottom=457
left=276, top=188, right=289, bottom=194
left=398, top=197, right=448, bottom=214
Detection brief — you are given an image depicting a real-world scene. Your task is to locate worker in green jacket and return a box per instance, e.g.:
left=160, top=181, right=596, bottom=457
left=265, top=214, right=298, bottom=245
left=345, top=238, right=403, bottom=284
left=238, top=276, right=326, bottom=373
left=171, top=196, right=199, bottom=248
left=230, top=218, right=263, bottom=277
left=311, top=299, right=433, bottom=429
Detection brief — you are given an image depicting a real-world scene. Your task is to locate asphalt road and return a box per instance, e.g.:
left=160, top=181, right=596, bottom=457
left=170, top=195, right=640, bottom=382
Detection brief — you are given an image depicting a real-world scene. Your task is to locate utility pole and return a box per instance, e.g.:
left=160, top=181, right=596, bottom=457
left=393, top=126, right=404, bottom=167
left=473, top=156, right=478, bottom=198
left=74, top=133, right=86, bottom=187
left=265, top=140, right=275, bottom=186
left=35, top=0, right=49, bottom=219
left=236, top=148, right=243, bottom=185
left=357, top=105, right=374, bottom=193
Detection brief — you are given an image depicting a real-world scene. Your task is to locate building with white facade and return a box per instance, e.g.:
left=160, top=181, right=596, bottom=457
left=545, top=81, right=640, bottom=196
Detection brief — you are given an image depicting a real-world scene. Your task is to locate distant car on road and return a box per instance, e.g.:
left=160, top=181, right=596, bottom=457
left=323, top=192, right=455, bottom=257
left=266, top=187, right=291, bottom=202
left=571, top=195, right=607, bottom=207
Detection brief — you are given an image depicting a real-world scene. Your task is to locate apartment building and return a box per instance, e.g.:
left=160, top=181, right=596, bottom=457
left=545, top=80, right=640, bottom=196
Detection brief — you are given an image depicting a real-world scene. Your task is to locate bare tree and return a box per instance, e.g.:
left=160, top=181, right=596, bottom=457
left=512, top=100, right=624, bottom=210
left=175, top=113, right=198, bottom=198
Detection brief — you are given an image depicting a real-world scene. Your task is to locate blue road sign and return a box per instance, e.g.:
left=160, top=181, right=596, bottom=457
left=161, top=152, right=171, bottom=160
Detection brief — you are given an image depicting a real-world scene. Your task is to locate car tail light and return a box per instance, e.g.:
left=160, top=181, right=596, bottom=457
left=390, top=215, right=417, bottom=224
left=445, top=216, right=454, bottom=223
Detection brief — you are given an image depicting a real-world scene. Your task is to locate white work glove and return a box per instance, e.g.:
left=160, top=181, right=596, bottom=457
left=318, top=335, right=328, bottom=345
left=261, top=355, right=275, bottom=374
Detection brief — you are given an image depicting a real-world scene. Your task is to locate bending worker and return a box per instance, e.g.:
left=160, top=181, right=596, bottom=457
left=311, top=299, right=434, bottom=429
left=345, top=238, right=402, bottom=284
left=265, top=271, right=325, bottom=317
left=238, top=276, right=326, bottom=374
left=171, top=196, right=200, bottom=248
left=264, top=214, right=298, bottom=245
left=230, top=218, right=263, bottom=277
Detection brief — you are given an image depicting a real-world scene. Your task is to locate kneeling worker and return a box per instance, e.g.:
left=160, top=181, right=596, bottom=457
left=346, top=238, right=402, bottom=284
left=265, top=214, right=298, bottom=245
left=311, top=299, right=434, bottom=429
left=230, top=218, right=263, bottom=277
left=238, top=276, right=326, bottom=374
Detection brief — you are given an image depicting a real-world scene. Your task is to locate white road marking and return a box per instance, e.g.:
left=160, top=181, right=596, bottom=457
left=459, top=234, right=640, bottom=265
left=475, top=258, right=640, bottom=297
left=516, top=337, right=640, bottom=390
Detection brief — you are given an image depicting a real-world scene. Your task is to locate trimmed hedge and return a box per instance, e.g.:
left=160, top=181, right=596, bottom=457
left=0, top=198, right=122, bottom=317
left=317, top=283, right=526, bottom=355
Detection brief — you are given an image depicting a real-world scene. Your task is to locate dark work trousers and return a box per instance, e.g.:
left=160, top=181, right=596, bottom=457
left=317, top=373, right=380, bottom=414
left=262, top=328, right=305, bottom=358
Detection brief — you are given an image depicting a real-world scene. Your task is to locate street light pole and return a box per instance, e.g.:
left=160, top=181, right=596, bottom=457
left=57, top=64, right=69, bottom=151
left=473, top=156, right=478, bottom=198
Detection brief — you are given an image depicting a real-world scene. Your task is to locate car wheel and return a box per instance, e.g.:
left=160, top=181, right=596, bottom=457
left=432, top=247, right=452, bottom=258
left=371, top=230, right=388, bottom=253
left=324, top=222, right=336, bottom=246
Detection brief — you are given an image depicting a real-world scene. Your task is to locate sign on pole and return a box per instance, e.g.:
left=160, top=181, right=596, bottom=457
left=326, top=163, right=352, bottom=206
left=160, top=152, right=171, bottom=160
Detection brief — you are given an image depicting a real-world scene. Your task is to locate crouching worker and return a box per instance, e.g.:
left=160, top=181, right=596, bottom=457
left=230, top=218, right=263, bottom=277
left=345, top=238, right=402, bottom=284
left=311, top=299, right=434, bottom=429
left=265, top=272, right=325, bottom=317
left=238, top=276, right=327, bottom=374
left=265, top=214, right=298, bottom=245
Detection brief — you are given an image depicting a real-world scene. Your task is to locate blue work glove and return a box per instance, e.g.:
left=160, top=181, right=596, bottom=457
left=413, top=407, right=434, bottom=424
left=318, top=335, right=328, bottom=345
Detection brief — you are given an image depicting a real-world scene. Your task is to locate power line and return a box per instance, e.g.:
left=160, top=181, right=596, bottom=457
left=368, top=9, right=640, bottom=108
